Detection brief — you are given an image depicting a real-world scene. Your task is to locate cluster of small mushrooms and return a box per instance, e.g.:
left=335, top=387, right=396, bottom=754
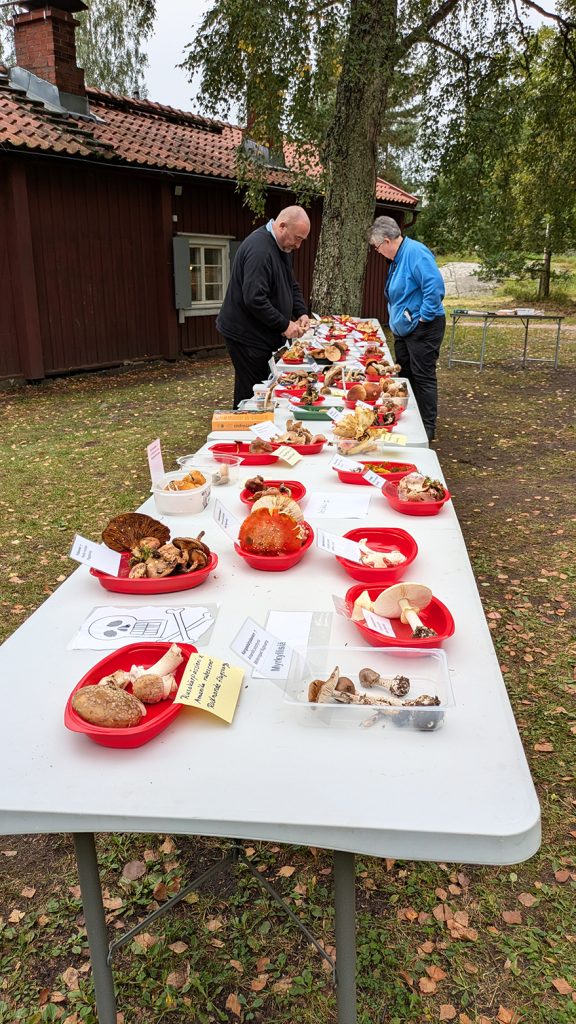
left=101, top=512, right=212, bottom=580
left=397, top=473, right=447, bottom=503
left=72, top=644, right=184, bottom=728
left=308, top=666, right=439, bottom=707
left=248, top=421, right=326, bottom=453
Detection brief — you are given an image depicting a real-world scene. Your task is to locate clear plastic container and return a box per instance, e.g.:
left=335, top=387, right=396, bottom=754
left=176, top=453, right=242, bottom=487
left=284, top=645, right=453, bottom=731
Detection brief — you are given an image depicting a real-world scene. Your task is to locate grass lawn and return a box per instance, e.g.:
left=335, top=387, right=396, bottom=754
left=0, top=341, right=575, bottom=1024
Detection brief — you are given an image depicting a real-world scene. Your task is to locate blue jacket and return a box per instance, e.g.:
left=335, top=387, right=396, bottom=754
left=385, top=236, right=445, bottom=337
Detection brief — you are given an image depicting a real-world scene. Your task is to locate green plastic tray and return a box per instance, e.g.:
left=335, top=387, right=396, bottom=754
left=291, top=406, right=340, bottom=421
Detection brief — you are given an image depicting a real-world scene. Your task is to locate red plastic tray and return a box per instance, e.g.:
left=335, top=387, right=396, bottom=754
left=344, top=584, right=455, bottom=648
left=210, top=442, right=279, bottom=466
left=234, top=523, right=314, bottom=571
left=335, top=528, right=418, bottom=584
left=274, top=387, right=305, bottom=399
left=288, top=396, right=325, bottom=408
left=281, top=354, right=306, bottom=364
left=64, top=642, right=197, bottom=748
left=269, top=440, right=325, bottom=456
left=333, top=460, right=418, bottom=486
left=382, top=481, right=452, bottom=516
left=239, top=480, right=307, bottom=506
left=90, top=552, right=218, bottom=594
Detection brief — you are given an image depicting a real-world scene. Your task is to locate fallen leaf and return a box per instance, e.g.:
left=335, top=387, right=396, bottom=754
left=133, top=932, right=159, bottom=949
left=1, top=850, right=17, bottom=857
left=8, top=909, right=24, bottom=923
left=250, top=974, right=268, bottom=991
left=69, top=886, right=81, bottom=899
left=37, top=914, right=50, bottom=926
left=160, top=837, right=176, bottom=855
left=102, top=896, right=123, bottom=910
left=61, top=967, right=79, bottom=990
left=39, top=988, right=50, bottom=1005
left=554, top=869, right=570, bottom=883
left=245, top=847, right=255, bottom=857
left=21, top=886, right=36, bottom=899
left=255, top=957, right=271, bottom=972
left=143, top=849, right=157, bottom=863
left=502, top=910, right=522, bottom=925
left=399, top=969, right=414, bottom=988
left=533, top=742, right=554, bottom=752
left=427, top=965, right=447, bottom=981
left=552, top=978, right=573, bottom=995
left=168, top=941, right=188, bottom=953
left=153, top=882, right=169, bottom=901
left=459, top=1015, right=473, bottom=1024
left=272, top=976, right=292, bottom=994
left=419, top=941, right=435, bottom=954
left=229, top=960, right=243, bottom=973
left=462, top=961, right=478, bottom=974
left=210, top=938, right=225, bottom=948
left=166, top=966, right=189, bottom=990
left=50, top=992, right=66, bottom=1003
left=419, top=977, right=437, bottom=994
left=497, top=1007, right=521, bottom=1023
left=518, top=892, right=537, bottom=907
left=206, top=916, right=224, bottom=932
left=440, top=1006, right=457, bottom=1021
left=122, top=860, right=146, bottom=881
left=277, top=865, right=296, bottom=878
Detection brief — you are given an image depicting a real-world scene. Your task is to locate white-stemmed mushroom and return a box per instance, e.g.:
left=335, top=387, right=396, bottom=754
left=357, top=540, right=406, bottom=569
left=130, top=643, right=184, bottom=680
left=358, top=667, right=410, bottom=697
left=373, top=583, right=437, bottom=638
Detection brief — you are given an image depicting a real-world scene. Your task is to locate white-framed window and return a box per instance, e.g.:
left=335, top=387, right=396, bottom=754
left=174, top=233, right=233, bottom=319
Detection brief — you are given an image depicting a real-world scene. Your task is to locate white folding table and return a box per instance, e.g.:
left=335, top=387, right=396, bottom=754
left=0, top=445, right=540, bottom=1023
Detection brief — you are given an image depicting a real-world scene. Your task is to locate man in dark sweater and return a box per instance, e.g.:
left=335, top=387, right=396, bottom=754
left=216, top=206, right=311, bottom=407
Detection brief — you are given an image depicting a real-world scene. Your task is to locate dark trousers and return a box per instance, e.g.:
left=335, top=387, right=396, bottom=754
left=223, top=339, right=273, bottom=409
left=393, top=315, right=446, bottom=441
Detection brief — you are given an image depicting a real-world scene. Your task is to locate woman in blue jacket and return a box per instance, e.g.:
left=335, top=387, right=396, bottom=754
left=369, top=216, right=445, bottom=441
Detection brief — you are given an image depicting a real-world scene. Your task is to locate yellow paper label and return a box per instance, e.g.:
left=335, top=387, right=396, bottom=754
left=275, top=445, right=303, bottom=465
left=174, top=653, right=244, bottom=724
left=382, top=432, right=407, bottom=446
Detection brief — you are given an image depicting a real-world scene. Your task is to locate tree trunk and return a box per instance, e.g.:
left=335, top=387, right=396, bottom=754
left=537, top=221, right=552, bottom=300
left=311, top=0, right=397, bottom=315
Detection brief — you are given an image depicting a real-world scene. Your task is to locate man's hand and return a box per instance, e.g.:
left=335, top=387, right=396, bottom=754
left=297, top=315, right=311, bottom=332
left=284, top=320, right=305, bottom=339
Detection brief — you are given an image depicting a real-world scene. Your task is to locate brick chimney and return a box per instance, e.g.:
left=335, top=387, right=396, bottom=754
left=10, top=4, right=86, bottom=99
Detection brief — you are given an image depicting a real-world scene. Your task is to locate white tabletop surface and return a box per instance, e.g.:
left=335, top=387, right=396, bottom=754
left=0, top=444, right=540, bottom=864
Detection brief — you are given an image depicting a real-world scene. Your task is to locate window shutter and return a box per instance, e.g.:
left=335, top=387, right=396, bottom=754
left=173, top=236, right=192, bottom=309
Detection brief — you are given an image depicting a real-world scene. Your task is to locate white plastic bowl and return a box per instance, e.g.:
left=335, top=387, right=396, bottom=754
left=151, top=471, right=211, bottom=515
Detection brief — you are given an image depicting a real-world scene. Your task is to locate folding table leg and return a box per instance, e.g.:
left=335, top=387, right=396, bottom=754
left=73, top=833, right=117, bottom=1024
left=334, top=850, right=357, bottom=1024
left=554, top=319, right=562, bottom=369
left=521, top=319, right=530, bottom=368
left=479, top=318, right=489, bottom=371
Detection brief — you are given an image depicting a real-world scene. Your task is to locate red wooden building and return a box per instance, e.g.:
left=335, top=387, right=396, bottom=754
left=0, top=2, right=419, bottom=382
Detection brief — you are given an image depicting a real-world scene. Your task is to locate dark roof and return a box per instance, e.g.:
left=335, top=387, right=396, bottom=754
left=0, top=68, right=419, bottom=207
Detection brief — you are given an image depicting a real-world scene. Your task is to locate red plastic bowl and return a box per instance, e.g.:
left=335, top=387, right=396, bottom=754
left=289, top=396, right=325, bottom=408
left=332, top=460, right=418, bottom=486
left=239, top=480, right=307, bottom=506
left=335, top=528, right=418, bottom=584
left=269, top=440, right=326, bottom=456
left=382, top=481, right=452, bottom=516
left=90, top=552, right=218, bottom=594
left=210, top=442, right=279, bottom=466
left=344, top=584, right=455, bottom=648
left=275, top=387, right=305, bottom=399
left=234, top=523, right=314, bottom=571
left=282, top=354, right=306, bottom=364
left=64, top=642, right=197, bottom=748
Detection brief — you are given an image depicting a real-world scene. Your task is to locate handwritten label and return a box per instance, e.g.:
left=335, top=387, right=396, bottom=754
left=175, top=653, right=243, bottom=723
left=231, top=617, right=292, bottom=678
left=316, top=529, right=362, bottom=563
left=308, top=361, right=321, bottom=371
left=275, top=445, right=303, bottom=465
left=326, top=407, right=347, bottom=423
left=69, top=534, right=122, bottom=576
left=249, top=421, right=278, bottom=441
left=381, top=432, right=407, bottom=446
left=147, top=438, right=165, bottom=483
left=213, top=499, right=241, bottom=539
left=363, top=468, right=385, bottom=488
left=357, top=400, right=374, bottom=411
left=362, top=609, right=396, bottom=637
left=330, top=454, right=363, bottom=473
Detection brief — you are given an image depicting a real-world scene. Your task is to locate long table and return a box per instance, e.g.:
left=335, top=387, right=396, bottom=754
left=447, top=309, right=564, bottom=370
left=0, top=440, right=540, bottom=1023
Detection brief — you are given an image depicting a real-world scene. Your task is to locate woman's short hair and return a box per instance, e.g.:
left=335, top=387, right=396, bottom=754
left=368, top=216, right=402, bottom=247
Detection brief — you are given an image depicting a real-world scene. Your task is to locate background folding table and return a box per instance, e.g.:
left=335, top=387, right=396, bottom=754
left=447, top=309, right=564, bottom=370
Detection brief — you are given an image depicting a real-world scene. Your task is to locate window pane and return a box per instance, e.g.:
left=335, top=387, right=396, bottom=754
left=204, top=265, right=223, bottom=285
left=189, top=247, right=201, bottom=265
left=204, top=248, right=222, bottom=267
left=205, top=283, right=223, bottom=300
left=190, top=266, right=202, bottom=301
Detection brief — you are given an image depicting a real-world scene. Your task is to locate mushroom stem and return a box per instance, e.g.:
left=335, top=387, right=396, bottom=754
left=398, top=598, right=426, bottom=633
left=132, top=643, right=184, bottom=680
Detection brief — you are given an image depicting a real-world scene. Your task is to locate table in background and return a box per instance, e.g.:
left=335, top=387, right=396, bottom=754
left=0, top=445, right=540, bottom=1024
left=447, top=310, right=564, bottom=370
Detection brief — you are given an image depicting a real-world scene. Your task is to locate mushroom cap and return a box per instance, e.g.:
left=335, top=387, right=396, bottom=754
left=373, top=582, right=433, bottom=618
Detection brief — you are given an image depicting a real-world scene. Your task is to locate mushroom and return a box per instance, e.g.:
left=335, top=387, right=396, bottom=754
left=357, top=539, right=406, bottom=569
left=72, top=684, right=146, bottom=728
left=308, top=666, right=355, bottom=704
left=131, top=643, right=184, bottom=680
left=97, top=669, right=133, bottom=689
left=132, top=673, right=177, bottom=703
left=373, top=583, right=438, bottom=639
left=358, top=668, right=410, bottom=697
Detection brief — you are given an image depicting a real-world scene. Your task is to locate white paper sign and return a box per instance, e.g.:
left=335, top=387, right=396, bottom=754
left=68, top=604, right=216, bottom=651
left=147, top=438, right=165, bottom=483
left=357, top=400, right=374, bottom=411
left=308, top=361, right=321, bottom=371
left=213, top=499, right=241, bottom=539
left=316, top=529, right=362, bottom=563
left=249, top=421, right=278, bottom=441
left=330, top=454, right=363, bottom=473
left=306, top=491, right=371, bottom=519
left=326, top=407, right=346, bottom=422
left=275, top=445, right=303, bottom=465
left=69, top=534, right=122, bottom=576
left=231, top=617, right=292, bottom=677
left=363, top=468, right=385, bottom=488
left=362, top=609, right=396, bottom=637
left=254, top=610, right=313, bottom=679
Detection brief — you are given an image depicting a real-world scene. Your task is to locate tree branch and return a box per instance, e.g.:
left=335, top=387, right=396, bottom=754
left=520, top=0, right=576, bottom=32
left=398, top=0, right=464, bottom=57
left=423, top=34, right=471, bottom=67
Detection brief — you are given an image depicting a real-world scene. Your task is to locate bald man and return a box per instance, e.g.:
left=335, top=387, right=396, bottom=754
left=216, top=206, right=311, bottom=407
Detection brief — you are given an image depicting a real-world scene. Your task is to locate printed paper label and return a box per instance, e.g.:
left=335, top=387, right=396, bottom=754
left=231, top=617, right=292, bottom=678
left=362, top=609, right=396, bottom=637
left=316, top=529, right=362, bottom=563
left=326, top=407, right=347, bottom=423
left=147, top=438, right=165, bottom=483
left=213, top=499, right=241, bottom=539
left=275, top=445, right=303, bottom=465
left=249, top=421, right=278, bottom=441
left=330, top=454, right=363, bottom=473
left=362, top=469, right=385, bottom=488
left=175, top=653, right=243, bottom=723
left=69, top=535, right=122, bottom=576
